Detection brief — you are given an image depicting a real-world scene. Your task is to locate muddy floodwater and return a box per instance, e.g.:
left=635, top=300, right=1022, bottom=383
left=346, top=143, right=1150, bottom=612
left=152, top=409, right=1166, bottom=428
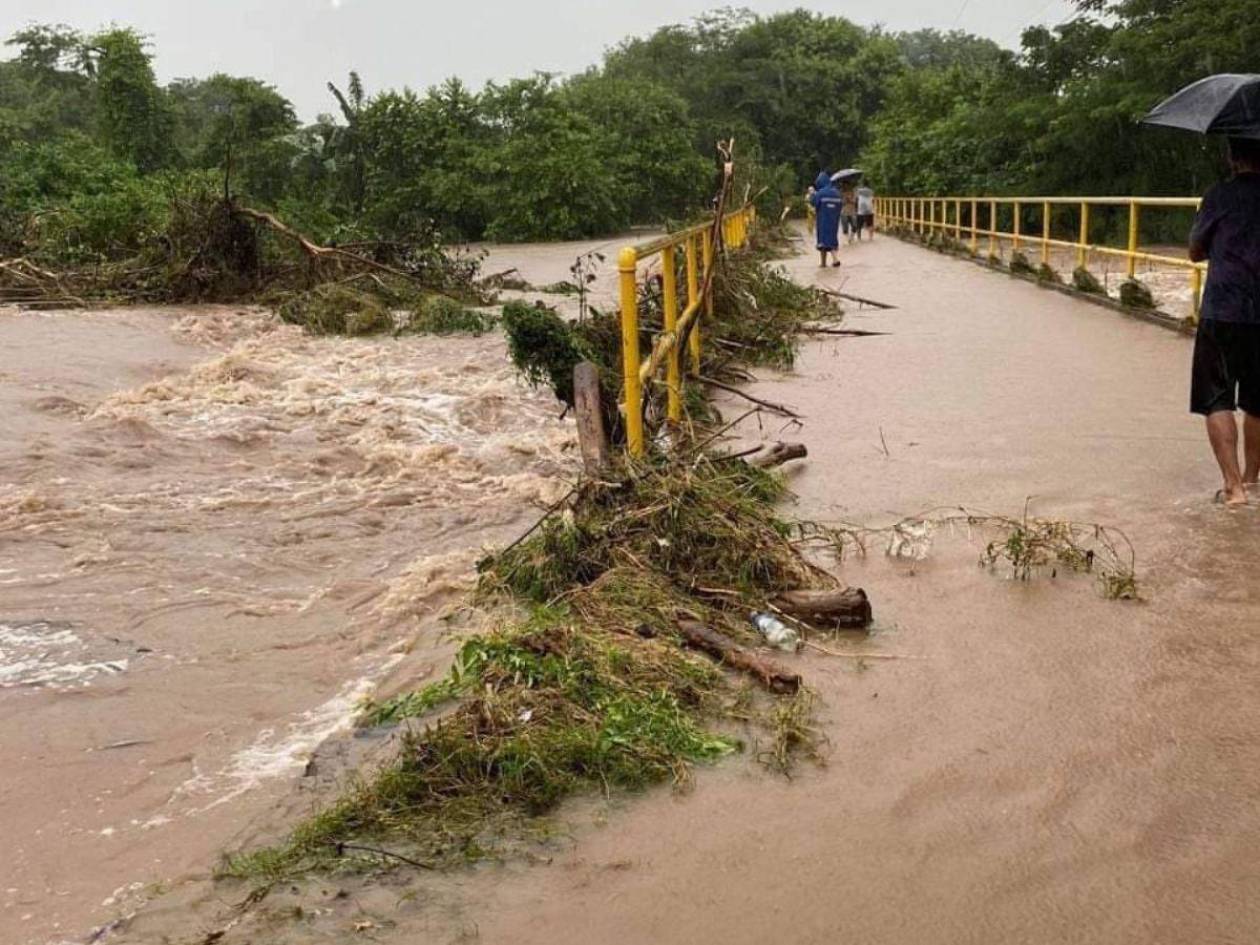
left=0, top=303, right=576, bottom=943
left=9, top=229, right=1260, bottom=944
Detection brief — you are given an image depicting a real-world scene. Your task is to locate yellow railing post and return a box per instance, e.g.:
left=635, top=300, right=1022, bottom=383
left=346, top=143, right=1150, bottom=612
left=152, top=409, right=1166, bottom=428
left=970, top=198, right=979, bottom=254
left=1041, top=200, right=1051, bottom=266
left=955, top=198, right=963, bottom=240
left=618, top=247, right=644, bottom=457
left=1127, top=201, right=1141, bottom=280
left=685, top=234, right=700, bottom=376
left=1013, top=200, right=1022, bottom=252
left=989, top=200, right=997, bottom=257
left=1078, top=202, right=1090, bottom=270
left=702, top=227, right=714, bottom=364
left=660, top=244, right=681, bottom=423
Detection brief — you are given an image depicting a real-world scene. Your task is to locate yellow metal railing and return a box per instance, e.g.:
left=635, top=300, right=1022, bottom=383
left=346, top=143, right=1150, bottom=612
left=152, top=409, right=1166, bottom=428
left=875, top=195, right=1207, bottom=315
left=619, top=204, right=756, bottom=456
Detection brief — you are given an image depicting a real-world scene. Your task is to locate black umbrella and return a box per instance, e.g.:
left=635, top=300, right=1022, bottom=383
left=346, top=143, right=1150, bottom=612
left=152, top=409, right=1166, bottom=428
left=1142, top=74, right=1260, bottom=139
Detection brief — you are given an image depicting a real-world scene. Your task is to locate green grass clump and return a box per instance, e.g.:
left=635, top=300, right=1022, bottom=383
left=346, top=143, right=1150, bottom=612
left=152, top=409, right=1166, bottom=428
left=480, top=455, right=806, bottom=605
left=1072, top=266, right=1105, bottom=294
left=279, top=282, right=394, bottom=335
left=1037, top=263, right=1061, bottom=284
left=225, top=615, right=736, bottom=881
left=405, top=296, right=496, bottom=335
left=1008, top=251, right=1037, bottom=276
left=1119, top=279, right=1155, bottom=309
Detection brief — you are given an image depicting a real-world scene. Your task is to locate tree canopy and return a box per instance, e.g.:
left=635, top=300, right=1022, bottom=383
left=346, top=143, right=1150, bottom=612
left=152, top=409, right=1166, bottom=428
left=0, top=2, right=1253, bottom=256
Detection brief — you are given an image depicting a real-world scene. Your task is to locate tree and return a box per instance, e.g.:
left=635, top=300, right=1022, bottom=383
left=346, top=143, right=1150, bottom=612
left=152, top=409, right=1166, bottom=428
left=90, top=28, right=172, bottom=172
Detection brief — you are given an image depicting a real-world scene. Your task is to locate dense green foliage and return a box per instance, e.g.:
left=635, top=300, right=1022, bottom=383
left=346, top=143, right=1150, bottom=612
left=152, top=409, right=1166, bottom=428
left=1, top=3, right=1249, bottom=255
left=862, top=0, right=1258, bottom=198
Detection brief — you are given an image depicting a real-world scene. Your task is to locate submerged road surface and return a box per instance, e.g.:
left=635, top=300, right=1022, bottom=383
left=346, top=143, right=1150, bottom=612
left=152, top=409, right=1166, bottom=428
left=35, top=231, right=1260, bottom=944
left=362, top=232, right=1259, bottom=944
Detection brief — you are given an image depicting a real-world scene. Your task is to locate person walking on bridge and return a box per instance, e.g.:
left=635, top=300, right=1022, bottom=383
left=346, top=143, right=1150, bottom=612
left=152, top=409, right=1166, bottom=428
left=1189, top=136, right=1260, bottom=506
left=809, top=172, right=842, bottom=268
left=856, top=182, right=876, bottom=240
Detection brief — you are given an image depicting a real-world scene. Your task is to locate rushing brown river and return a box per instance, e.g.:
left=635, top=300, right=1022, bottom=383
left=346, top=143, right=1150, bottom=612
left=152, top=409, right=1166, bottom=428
left=8, top=229, right=1260, bottom=944
left=0, top=301, right=576, bottom=943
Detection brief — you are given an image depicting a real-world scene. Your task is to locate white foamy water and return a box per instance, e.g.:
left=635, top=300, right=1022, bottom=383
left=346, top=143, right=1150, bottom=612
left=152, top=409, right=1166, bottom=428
left=174, top=652, right=404, bottom=814
left=0, top=620, right=128, bottom=688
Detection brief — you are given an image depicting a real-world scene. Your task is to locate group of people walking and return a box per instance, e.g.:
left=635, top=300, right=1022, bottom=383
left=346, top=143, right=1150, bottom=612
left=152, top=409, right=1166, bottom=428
left=808, top=171, right=876, bottom=268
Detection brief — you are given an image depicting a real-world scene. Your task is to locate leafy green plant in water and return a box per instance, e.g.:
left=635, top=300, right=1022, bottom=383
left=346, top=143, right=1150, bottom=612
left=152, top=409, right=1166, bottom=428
left=499, top=300, right=595, bottom=407
left=278, top=282, right=393, bottom=335
left=405, top=296, right=495, bottom=335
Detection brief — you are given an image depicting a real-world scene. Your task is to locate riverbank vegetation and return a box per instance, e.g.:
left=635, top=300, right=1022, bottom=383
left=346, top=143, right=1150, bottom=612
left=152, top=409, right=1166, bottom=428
left=0, top=2, right=1239, bottom=263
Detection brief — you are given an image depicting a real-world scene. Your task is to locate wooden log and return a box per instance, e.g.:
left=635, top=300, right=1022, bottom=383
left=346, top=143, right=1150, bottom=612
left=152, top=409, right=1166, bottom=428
left=773, top=588, right=872, bottom=629
left=752, top=442, right=808, bottom=468
left=678, top=620, right=801, bottom=694
left=573, top=361, right=609, bottom=475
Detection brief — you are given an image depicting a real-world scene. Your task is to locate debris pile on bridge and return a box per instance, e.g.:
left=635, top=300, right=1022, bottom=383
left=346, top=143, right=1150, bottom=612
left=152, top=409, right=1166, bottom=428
left=220, top=148, right=869, bottom=889
left=225, top=451, right=867, bottom=881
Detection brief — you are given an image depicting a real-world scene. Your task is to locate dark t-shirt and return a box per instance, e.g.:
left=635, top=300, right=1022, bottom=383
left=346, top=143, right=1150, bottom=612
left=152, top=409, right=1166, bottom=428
left=1191, top=173, right=1260, bottom=323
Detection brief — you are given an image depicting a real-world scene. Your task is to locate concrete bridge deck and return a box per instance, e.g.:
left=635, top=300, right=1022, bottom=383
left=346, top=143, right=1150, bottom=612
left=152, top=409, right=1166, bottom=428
left=435, top=232, right=1260, bottom=944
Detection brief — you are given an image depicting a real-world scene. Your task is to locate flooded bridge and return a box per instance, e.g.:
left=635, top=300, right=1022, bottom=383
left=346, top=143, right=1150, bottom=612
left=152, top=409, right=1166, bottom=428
left=5, top=229, right=1259, bottom=944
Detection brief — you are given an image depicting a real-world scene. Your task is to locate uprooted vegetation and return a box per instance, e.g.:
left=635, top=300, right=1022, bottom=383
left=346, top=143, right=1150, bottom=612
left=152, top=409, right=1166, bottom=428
left=825, top=506, right=1139, bottom=601
left=225, top=455, right=842, bottom=882
left=0, top=178, right=489, bottom=331
left=498, top=242, right=841, bottom=446
left=277, top=278, right=494, bottom=337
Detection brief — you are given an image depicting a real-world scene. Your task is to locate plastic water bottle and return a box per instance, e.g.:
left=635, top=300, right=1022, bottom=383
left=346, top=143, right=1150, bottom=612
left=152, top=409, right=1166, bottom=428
left=750, top=612, right=799, bottom=652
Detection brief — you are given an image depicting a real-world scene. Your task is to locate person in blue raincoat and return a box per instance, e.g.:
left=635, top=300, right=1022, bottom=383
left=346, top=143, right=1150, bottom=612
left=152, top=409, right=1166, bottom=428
left=808, top=172, right=842, bottom=267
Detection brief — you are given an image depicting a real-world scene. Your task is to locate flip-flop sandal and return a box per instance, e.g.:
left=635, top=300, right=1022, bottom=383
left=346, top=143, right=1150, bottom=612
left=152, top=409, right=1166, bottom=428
left=1214, top=489, right=1248, bottom=508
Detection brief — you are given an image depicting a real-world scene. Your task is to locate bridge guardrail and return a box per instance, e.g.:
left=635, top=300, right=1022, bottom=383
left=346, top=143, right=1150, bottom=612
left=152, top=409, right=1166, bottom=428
left=875, top=195, right=1207, bottom=316
left=618, top=205, right=756, bottom=457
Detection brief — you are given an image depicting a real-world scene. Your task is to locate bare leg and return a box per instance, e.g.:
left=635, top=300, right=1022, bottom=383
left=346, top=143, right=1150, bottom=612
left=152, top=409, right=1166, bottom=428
left=1243, top=411, right=1260, bottom=484
left=819, top=250, right=827, bottom=268
left=1206, top=410, right=1247, bottom=504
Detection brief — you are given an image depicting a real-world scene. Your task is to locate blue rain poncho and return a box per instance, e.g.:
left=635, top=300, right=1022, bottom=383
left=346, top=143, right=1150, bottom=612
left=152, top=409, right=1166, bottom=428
left=810, top=172, right=842, bottom=251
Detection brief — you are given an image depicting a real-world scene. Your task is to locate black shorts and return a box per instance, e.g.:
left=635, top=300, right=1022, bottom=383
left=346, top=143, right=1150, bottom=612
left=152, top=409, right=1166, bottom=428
left=860, top=213, right=875, bottom=228
left=1190, top=319, right=1260, bottom=415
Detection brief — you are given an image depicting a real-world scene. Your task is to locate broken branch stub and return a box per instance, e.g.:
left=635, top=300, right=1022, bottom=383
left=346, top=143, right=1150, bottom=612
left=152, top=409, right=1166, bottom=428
left=752, top=442, right=808, bottom=468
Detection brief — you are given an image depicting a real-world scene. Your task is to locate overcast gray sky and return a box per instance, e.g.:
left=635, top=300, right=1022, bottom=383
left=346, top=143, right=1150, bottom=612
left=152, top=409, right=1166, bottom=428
left=0, top=0, right=1076, bottom=118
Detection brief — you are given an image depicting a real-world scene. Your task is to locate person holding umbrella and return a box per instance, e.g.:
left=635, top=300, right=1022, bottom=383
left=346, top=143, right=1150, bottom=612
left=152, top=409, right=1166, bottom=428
left=832, top=168, right=862, bottom=244
left=1145, top=76, right=1260, bottom=506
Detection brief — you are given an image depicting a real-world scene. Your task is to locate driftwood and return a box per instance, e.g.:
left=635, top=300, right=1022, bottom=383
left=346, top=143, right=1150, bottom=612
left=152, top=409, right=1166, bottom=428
left=799, top=326, right=888, bottom=337
left=573, top=361, right=609, bottom=475
left=818, top=287, right=897, bottom=310
left=752, top=442, right=808, bottom=468
left=773, top=587, right=872, bottom=629
left=678, top=620, right=800, bottom=693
